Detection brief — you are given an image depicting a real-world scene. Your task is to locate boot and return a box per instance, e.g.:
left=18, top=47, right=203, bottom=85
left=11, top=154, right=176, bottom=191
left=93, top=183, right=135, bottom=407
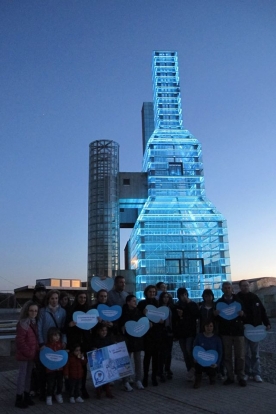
left=193, top=374, right=202, bottom=389
left=15, top=394, right=28, bottom=409
left=24, top=392, right=35, bottom=406
left=104, top=384, right=114, bottom=399
left=209, top=375, right=216, bottom=385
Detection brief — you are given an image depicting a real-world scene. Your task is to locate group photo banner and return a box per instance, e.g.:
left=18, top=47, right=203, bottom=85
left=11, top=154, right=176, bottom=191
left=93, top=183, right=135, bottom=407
left=87, top=341, right=133, bottom=388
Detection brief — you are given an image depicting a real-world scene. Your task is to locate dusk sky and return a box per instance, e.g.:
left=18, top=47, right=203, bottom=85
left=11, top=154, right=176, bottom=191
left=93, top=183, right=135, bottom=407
left=1, top=0, right=275, bottom=291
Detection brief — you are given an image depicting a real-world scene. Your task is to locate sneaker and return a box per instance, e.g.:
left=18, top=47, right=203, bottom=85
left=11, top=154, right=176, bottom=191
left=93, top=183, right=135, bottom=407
left=69, top=397, right=75, bottom=404
left=244, top=374, right=249, bottom=381
left=55, top=394, right=63, bottom=403
left=239, top=379, right=247, bottom=387
left=123, top=382, right=133, bottom=392
left=76, top=396, right=84, bottom=403
left=46, top=396, right=52, bottom=406
left=136, top=380, right=144, bottom=390
left=254, top=375, right=263, bottom=383
left=186, top=368, right=195, bottom=382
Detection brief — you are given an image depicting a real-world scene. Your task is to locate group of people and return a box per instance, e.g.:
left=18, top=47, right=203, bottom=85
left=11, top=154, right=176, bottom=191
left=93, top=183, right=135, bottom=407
left=14, top=276, right=271, bottom=408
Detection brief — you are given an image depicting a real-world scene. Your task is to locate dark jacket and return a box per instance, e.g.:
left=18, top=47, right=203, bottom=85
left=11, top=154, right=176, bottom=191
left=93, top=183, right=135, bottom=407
left=236, top=292, right=270, bottom=327
left=120, top=305, right=144, bottom=353
left=172, top=300, right=199, bottom=339
left=137, top=298, right=164, bottom=348
left=66, top=303, right=93, bottom=353
left=215, top=294, right=244, bottom=336
left=198, top=302, right=217, bottom=333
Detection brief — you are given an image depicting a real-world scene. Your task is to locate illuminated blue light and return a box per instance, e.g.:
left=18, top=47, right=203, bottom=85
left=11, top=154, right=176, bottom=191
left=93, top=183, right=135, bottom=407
left=130, top=51, right=231, bottom=300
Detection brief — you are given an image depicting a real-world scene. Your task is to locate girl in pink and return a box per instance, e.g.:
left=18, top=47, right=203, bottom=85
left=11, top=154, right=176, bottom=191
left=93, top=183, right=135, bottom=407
left=15, top=300, right=39, bottom=408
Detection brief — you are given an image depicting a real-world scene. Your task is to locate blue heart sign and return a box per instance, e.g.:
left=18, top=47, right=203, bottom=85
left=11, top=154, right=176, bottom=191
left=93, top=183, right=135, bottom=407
left=145, top=305, right=169, bottom=323
left=244, top=324, right=267, bottom=342
left=216, top=301, right=242, bottom=320
left=125, top=317, right=150, bottom=337
left=40, top=347, right=68, bottom=370
left=91, top=277, right=114, bottom=292
left=97, top=304, right=122, bottom=322
left=73, top=309, right=99, bottom=330
left=193, top=346, right=218, bottom=367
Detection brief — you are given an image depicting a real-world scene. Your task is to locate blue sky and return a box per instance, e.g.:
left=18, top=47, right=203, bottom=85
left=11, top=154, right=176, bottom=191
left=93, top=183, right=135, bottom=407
left=1, top=0, right=276, bottom=291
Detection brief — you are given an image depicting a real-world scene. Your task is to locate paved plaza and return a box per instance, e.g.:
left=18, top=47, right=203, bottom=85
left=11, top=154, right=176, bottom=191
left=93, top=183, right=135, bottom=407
left=1, top=358, right=276, bottom=414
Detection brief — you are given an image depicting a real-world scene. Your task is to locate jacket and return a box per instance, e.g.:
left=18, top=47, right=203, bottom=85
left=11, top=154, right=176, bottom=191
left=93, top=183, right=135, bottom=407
left=215, top=294, right=244, bottom=336
left=63, top=353, right=87, bottom=380
left=120, top=305, right=144, bottom=352
left=236, top=292, right=270, bottom=327
left=45, top=340, right=64, bottom=373
left=172, top=300, right=199, bottom=339
left=15, top=319, right=39, bottom=361
left=38, top=306, right=67, bottom=346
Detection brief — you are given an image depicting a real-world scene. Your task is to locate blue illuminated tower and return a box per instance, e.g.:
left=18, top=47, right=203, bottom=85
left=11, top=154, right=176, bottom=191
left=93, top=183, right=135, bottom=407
left=129, top=51, right=231, bottom=300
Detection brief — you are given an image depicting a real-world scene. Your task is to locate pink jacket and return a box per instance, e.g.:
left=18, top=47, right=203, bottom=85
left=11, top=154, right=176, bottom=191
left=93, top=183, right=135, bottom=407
left=15, top=319, right=39, bottom=361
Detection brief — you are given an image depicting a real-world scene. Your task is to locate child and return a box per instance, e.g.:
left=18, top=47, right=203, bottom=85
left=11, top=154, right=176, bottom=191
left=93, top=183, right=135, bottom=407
left=193, top=319, right=223, bottom=389
left=15, top=300, right=39, bottom=408
left=120, top=295, right=144, bottom=391
left=64, top=344, right=87, bottom=403
left=91, top=324, right=115, bottom=399
left=45, top=327, right=64, bottom=405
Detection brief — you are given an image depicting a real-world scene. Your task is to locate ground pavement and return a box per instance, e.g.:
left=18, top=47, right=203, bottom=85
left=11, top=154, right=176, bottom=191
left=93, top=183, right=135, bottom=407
left=1, top=358, right=276, bottom=414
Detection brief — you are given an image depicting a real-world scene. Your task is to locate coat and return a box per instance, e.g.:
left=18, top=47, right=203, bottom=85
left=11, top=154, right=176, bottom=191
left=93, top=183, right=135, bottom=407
left=63, top=353, right=87, bottom=380
left=15, top=319, right=39, bottom=361
left=37, top=306, right=67, bottom=346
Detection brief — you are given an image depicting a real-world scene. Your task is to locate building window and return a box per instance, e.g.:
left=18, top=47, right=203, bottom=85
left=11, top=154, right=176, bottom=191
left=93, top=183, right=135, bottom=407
left=166, top=259, right=181, bottom=274
left=169, top=162, right=183, bottom=176
left=188, top=259, right=203, bottom=274
left=123, top=179, right=130, bottom=185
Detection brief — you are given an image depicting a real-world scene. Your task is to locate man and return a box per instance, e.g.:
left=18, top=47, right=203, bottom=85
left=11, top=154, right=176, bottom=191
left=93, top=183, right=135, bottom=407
left=107, top=275, right=129, bottom=307
left=237, top=279, right=271, bottom=382
left=215, top=281, right=246, bottom=387
left=32, top=282, right=47, bottom=309
left=172, top=288, right=199, bottom=381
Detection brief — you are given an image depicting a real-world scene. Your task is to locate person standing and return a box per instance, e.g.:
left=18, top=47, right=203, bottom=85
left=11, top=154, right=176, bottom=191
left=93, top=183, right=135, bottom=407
left=107, top=276, right=129, bottom=307
left=15, top=301, right=39, bottom=408
left=172, top=288, right=199, bottom=381
left=237, top=279, right=271, bottom=382
left=214, top=281, right=246, bottom=387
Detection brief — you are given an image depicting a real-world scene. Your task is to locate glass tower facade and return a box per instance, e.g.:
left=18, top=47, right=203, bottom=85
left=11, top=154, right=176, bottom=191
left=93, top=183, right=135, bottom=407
left=130, top=51, right=231, bottom=300
left=88, top=140, right=120, bottom=289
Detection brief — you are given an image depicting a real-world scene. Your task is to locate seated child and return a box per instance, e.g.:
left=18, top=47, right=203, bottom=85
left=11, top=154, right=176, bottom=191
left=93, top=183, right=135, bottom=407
left=193, top=319, right=222, bottom=389
left=64, top=343, right=87, bottom=403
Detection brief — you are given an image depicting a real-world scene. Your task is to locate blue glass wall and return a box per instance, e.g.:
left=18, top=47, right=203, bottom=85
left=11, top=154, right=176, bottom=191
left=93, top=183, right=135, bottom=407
left=130, top=51, right=231, bottom=300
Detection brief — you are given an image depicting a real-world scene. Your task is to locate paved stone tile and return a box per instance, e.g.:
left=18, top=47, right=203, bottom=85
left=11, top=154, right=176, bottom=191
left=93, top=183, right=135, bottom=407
left=1, top=359, right=276, bottom=414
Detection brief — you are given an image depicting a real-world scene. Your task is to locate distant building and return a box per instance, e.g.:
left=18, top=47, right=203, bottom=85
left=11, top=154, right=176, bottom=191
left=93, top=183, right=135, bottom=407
left=14, top=278, right=86, bottom=306
left=88, top=51, right=231, bottom=301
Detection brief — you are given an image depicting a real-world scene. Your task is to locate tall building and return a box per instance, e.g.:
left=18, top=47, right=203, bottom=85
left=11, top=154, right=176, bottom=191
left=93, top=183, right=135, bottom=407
left=87, top=140, right=120, bottom=287
left=88, top=51, right=231, bottom=300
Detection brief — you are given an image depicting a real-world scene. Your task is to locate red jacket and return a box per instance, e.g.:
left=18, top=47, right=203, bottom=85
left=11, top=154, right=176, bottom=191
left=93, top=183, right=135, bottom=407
left=15, top=319, right=39, bottom=361
left=63, top=353, right=87, bottom=380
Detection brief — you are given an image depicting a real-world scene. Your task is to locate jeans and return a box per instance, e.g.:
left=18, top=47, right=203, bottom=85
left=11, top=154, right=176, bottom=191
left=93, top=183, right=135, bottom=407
left=221, top=335, right=245, bottom=380
left=68, top=378, right=82, bottom=398
left=16, top=361, right=34, bottom=395
left=245, top=337, right=261, bottom=376
left=46, top=371, right=63, bottom=396
left=179, top=337, right=194, bottom=372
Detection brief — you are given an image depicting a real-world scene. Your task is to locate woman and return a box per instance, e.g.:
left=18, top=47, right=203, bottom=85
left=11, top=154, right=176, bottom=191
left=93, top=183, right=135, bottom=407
left=66, top=291, right=91, bottom=398
left=158, top=291, right=174, bottom=381
left=36, top=289, right=66, bottom=400
left=15, top=301, right=39, bottom=408
left=137, top=285, right=164, bottom=387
